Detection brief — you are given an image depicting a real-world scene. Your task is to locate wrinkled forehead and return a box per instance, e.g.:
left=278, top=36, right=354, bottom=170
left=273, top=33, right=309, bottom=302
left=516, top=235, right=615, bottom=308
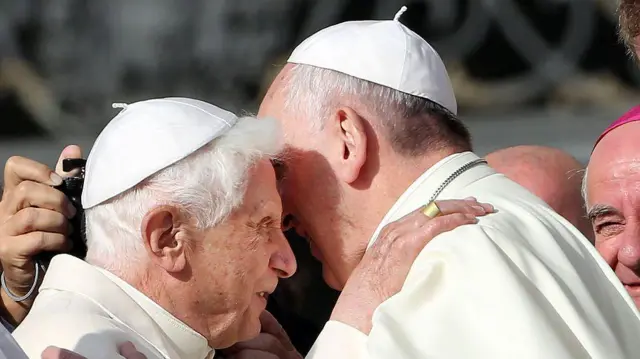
left=587, top=153, right=640, bottom=206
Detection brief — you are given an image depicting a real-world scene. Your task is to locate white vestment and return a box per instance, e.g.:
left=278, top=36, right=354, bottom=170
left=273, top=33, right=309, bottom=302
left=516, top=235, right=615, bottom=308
left=308, top=152, right=640, bottom=359
left=12, top=255, right=214, bottom=359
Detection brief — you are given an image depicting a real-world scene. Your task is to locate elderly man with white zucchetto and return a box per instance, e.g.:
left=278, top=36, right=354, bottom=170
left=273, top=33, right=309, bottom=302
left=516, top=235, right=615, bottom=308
left=13, top=98, right=298, bottom=359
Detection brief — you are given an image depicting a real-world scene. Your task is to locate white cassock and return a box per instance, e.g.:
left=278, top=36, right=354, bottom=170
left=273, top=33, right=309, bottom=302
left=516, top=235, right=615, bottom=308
left=308, top=152, right=640, bottom=359
left=12, top=255, right=214, bottom=359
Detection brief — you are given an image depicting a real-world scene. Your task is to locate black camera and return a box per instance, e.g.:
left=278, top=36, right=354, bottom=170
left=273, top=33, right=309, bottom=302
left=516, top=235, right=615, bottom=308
left=37, top=158, right=87, bottom=264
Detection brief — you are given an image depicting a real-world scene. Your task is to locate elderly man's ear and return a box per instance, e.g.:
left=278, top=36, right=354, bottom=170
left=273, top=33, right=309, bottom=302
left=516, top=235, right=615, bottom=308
left=141, top=206, right=189, bottom=273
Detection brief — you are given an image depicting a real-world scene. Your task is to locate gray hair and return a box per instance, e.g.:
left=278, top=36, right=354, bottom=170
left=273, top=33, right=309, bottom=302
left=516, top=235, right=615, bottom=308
left=581, top=167, right=589, bottom=208
left=84, top=116, right=283, bottom=273
left=282, top=64, right=471, bottom=156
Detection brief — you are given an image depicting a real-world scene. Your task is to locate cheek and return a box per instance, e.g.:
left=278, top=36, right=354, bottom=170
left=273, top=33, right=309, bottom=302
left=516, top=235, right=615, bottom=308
left=199, top=237, right=260, bottom=292
left=595, top=237, right=621, bottom=264
left=242, top=242, right=274, bottom=281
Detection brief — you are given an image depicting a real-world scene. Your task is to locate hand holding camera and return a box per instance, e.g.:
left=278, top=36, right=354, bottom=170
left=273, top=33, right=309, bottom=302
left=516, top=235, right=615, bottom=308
left=0, top=145, right=84, bottom=324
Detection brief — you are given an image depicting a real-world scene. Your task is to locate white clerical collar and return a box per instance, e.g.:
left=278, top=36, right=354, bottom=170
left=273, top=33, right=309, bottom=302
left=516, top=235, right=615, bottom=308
left=96, top=268, right=213, bottom=359
left=40, top=255, right=213, bottom=359
left=367, top=151, right=495, bottom=249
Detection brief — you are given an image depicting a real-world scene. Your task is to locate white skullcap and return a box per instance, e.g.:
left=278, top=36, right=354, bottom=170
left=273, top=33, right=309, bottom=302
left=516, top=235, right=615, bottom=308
left=287, top=6, right=457, bottom=115
left=82, top=97, right=238, bottom=209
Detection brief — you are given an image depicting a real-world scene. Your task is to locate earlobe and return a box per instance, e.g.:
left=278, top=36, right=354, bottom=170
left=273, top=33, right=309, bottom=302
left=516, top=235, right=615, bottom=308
left=141, top=206, right=188, bottom=273
left=336, top=108, right=367, bottom=184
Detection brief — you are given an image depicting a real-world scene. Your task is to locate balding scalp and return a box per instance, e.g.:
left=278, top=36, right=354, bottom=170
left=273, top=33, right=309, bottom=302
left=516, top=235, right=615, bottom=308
left=486, top=146, right=592, bottom=242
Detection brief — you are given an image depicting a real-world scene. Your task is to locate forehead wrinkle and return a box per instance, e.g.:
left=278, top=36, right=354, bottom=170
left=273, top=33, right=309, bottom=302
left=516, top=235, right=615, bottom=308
left=607, top=161, right=640, bottom=178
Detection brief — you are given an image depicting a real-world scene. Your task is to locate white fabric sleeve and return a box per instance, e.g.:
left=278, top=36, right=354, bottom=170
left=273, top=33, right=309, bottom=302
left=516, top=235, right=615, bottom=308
left=306, top=320, right=368, bottom=359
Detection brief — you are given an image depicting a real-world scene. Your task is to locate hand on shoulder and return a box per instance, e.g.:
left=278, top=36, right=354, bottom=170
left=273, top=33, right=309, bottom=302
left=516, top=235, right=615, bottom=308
left=331, top=198, right=494, bottom=334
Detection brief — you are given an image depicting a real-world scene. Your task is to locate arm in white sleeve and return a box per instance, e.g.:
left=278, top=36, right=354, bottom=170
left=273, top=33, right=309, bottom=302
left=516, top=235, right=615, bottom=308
left=365, top=224, right=594, bottom=359
left=306, top=320, right=368, bottom=359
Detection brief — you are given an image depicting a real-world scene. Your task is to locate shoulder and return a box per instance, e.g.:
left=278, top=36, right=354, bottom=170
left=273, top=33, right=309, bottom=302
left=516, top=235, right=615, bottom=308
left=13, top=292, right=127, bottom=359
left=419, top=207, right=588, bottom=271
left=430, top=182, right=588, bottom=255
left=407, top=204, right=621, bottom=307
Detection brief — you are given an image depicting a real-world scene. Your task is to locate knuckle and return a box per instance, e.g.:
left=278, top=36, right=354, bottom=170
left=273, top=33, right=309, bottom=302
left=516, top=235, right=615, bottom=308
left=19, top=207, right=39, bottom=232
left=424, top=218, right=447, bottom=233
left=384, top=227, right=402, bottom=244
left=378, top=224, right=394, bottom=239
left=15, top=180, right=34, bottom=198
left=411, top=215, right=426, bottom=228
left=33, top=231, right=47, bottom=250
left=4, top=156, right=21, bottom=172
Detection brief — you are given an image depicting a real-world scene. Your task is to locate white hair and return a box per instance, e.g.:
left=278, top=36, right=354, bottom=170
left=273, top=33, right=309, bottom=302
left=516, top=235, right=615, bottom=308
left=283, top=64, right=416, bottom=129
left=581, top=167, right=589, bottom=208
left=84, top=116, right=283, bottom=273
left=282, top=64, right=470, bottom=155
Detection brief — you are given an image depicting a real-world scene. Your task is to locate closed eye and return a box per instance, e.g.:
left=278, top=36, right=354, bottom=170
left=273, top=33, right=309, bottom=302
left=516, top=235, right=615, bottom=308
left=588, top=204, right=625, bottom=237
left=256, top=216, right=284, bottom=231
left=594, top=221, right=625, bottom=237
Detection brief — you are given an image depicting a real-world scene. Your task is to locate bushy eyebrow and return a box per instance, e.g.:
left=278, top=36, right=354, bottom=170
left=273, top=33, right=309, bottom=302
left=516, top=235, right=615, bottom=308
left=587, top=204, right=622, bottom=222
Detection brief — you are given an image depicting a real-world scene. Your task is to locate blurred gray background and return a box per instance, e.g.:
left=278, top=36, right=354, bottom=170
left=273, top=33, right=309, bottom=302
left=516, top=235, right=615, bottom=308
left=0, top=0, right=636, bottom=165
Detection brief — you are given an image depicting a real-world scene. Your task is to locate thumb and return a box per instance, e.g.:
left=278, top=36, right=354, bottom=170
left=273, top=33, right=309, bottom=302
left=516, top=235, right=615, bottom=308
left=55, top=145, right=83, bottom=176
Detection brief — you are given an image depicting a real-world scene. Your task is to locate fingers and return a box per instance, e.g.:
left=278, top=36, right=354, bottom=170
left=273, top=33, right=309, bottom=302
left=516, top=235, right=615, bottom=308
left=377, top=198, right=494, bottom=252
left=0, top=231, right=71, bottom=259
left=55, top=145, right=83, bottom=177
left=434, top=197, right=494, bottom=217
left=118, top=342, right=147, bottom=359
left=386, top=198, right=492, bottom=235
left=425, top=213, right=480, bottom=237
left=1, top=181, right=76, bottom=219
left=3, top=156, right=62, bottom=192
left=259, top=310, right=295, bottom=351
left=41, top=346, right=86, bottom=359
left=3, top=208, right=70, bottom=237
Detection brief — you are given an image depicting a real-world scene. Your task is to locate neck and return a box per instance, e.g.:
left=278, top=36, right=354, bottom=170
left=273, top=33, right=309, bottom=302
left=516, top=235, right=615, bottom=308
left=338, top=148, right=461, bottom=282
left=122, top=267, right=227, bottom=348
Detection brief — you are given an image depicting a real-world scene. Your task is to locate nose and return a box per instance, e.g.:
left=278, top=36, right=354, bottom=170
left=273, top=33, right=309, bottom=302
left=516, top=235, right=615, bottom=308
left=617, top=225, right=640, bottom=271
left=269, top=231, right=298, bottom=278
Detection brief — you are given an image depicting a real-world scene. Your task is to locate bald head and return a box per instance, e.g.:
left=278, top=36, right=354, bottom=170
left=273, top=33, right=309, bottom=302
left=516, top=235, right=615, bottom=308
left=486, top=146, right=593, bottom=241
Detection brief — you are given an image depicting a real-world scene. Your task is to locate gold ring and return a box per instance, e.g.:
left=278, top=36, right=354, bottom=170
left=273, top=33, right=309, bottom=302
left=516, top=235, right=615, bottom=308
left=421, top=201, right=442, bottom=219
